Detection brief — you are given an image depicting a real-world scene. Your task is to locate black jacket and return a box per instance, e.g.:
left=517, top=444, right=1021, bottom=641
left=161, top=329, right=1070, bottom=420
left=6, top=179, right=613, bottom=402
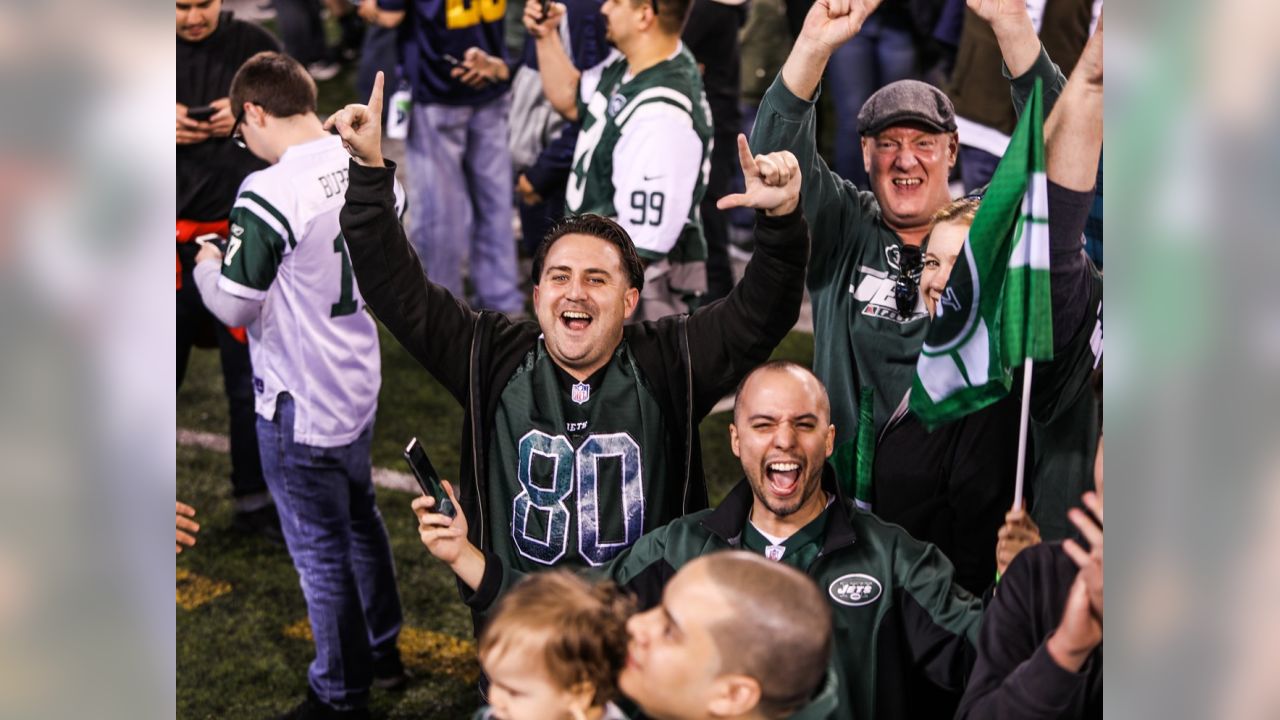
left=176, top=10, right=279, bottom=221
left=956, top=542, right=1103, bottom=718
left=341, top=160, right=809, bottom=559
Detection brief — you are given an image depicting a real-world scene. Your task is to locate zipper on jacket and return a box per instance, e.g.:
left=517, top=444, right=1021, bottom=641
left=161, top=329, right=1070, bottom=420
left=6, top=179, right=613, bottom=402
left=681, top=316, right=693, bottom=514
left=470, top=315, right=486, bottom=549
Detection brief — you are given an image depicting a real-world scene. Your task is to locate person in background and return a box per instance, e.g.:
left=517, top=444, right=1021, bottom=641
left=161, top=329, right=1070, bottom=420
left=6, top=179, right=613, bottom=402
left=362, top=0, right=527, bottom=316
left=683, top=0, right=748, bottom=302
left=194, top=52, right=409, bottom=718
left=177, top=0, right=281, bottom=540
left=525, top=0, right=715, bottom=319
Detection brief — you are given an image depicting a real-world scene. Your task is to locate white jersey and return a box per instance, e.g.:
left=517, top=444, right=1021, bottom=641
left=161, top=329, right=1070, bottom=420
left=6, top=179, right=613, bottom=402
left=218, top=135, right=406, bottom=447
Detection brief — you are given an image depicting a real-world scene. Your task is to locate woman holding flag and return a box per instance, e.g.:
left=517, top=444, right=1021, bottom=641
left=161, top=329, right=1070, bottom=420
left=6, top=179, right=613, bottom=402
left=871, top=10, right=1104, bottom=596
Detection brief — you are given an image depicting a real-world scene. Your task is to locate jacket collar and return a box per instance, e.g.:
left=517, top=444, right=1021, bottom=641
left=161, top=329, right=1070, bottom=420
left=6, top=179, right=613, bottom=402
left=700, top=464, right=857, bottom=556
left=787, top=668, right=840, bottom=720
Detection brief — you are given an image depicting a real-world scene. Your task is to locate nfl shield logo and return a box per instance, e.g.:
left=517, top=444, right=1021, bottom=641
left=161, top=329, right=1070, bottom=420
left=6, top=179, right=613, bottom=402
left=608, top=93, right=626, bottom=117
left=764, top=545, right=785, bottom=562
left=571, top=383, right=591, bottom=405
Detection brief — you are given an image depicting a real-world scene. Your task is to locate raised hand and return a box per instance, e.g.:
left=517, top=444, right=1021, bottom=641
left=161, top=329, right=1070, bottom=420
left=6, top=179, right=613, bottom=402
left=411, top=480, right=487, bottom=590
left=966, top=0, right=1030, bottom=30
left=411, top=480, right=470, bottom=565
left=1075, top=11, right=1102, bottom=88
left=1063, top=490, right=1103, bottom=618
left=1047, top=574, right=1103, bottom=672
left=995, top=508, right=1041, bottom=577
left=324, top=70, right=386, bottom=167
left=717, top=134, right=802, bottom=217
left=523, top=0, right=564, bottom=39
left=798, top=0, right=884, bottom=55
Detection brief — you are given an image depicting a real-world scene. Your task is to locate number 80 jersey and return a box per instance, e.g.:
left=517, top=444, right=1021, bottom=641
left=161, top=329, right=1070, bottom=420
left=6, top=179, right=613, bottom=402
left=218, top=135, right=407, bottom=448
left=488, top=342, right=672, bottom=571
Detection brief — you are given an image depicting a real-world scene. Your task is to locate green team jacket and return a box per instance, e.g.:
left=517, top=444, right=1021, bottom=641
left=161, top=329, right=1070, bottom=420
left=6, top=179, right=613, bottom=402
left=467, top=466, right=984, bottom=720
left=747, top=46, right=1070, bottom=465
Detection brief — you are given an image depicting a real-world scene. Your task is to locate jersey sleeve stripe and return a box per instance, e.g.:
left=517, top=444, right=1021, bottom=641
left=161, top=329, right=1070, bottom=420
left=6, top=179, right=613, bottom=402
left=239, top=191, right=297, bottom=248
left=616, top=87, right=693, bottom=126
left=217, top=275, right=269, bottom=302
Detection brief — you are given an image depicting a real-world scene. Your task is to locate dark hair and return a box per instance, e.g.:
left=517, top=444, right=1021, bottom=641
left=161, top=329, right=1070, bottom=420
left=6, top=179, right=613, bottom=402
left=532, top=213, right=645, bottom=291
left=701, top=552, right=832, bottom=718
left=732, top=360, right=830, bottom=424
left=633, top=0, right=694, bottom=35
left=229, top=51, right=317, bottom=120
left=479, top=571, right=634, bottom=707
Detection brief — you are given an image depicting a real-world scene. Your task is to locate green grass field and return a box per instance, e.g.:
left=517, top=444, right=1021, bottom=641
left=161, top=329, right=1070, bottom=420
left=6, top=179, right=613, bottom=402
left=178, top=36, right=815, bottom=716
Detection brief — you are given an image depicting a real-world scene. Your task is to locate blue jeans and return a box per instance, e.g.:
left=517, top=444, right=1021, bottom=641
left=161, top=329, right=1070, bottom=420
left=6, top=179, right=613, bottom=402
left=405, top=94, right=524, bottom=313
left=257, top=394, right=403, bottom=710
left=826, top=15, right=920, bottom=188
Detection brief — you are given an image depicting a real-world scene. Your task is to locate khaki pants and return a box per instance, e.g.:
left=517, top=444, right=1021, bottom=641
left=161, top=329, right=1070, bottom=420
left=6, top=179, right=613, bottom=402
left=636, top=259, right=707, bottom=321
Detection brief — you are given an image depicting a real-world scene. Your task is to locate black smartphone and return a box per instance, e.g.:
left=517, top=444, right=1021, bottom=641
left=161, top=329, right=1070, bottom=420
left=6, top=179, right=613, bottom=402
left=539, top=0, right=550, bottom=21
left=187, top=104, right=216, bottom=122
left=442, top=53, right=461, bottom=67
left=194, top=233, right=228, bottom=254
left=404, top=438, right=456, bottom=518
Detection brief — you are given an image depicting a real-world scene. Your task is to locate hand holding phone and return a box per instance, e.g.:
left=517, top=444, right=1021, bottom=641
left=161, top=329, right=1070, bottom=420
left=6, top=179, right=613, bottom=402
left=187, top=104, right=216, bottom=122
left=404, top=438, right=457, bottom=518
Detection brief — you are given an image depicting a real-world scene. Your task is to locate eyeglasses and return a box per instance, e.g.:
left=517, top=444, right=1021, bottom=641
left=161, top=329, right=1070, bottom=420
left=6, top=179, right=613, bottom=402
left=230, top=113, right=245, bottom=149
left=894, top=245, right=922, bottom=317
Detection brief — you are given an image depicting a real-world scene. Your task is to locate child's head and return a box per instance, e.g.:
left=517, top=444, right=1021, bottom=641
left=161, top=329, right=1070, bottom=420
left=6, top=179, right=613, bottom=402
left=479, top=571, right=634, bottom=720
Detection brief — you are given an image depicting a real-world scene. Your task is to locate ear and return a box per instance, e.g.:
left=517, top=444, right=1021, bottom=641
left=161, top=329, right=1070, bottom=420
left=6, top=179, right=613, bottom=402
left=945, top=131, right=959, bottom=169
left=245, top=102, right=267, bottom=127
left=729, top=422, right=741, bottom=459
left=824, top=423, right=835, bottom=458
left=565, top=681, right=597, bottom=720
left=532, top=284, right=542, bottom=312
left=707, top=674, right=762, bottom=717
left=622, top=286, right=640, bottom=319
left=861, top=136, right=873, bottom=176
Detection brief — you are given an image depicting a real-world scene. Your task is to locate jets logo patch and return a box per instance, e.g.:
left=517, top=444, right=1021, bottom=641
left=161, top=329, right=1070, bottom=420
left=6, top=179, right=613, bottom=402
left=828, top=573, right=882, bottom=607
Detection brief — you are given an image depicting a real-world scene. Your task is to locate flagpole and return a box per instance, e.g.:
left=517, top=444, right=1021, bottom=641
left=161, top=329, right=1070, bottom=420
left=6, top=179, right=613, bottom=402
left=1012, top=358, right=1035, bottom=511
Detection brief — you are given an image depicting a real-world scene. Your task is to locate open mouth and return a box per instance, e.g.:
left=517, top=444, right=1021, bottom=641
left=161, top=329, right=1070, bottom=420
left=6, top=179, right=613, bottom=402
left=765, top=460, right=802, bottom=497
left=561, top=310, right=593, bottom=332
left=892, top=178, right=923, bottom=189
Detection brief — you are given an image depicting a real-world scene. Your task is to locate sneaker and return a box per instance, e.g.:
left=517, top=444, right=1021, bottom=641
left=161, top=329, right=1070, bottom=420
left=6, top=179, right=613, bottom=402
left=276, top=692, right=369, bottom=720
left=372, top=655, right=412, bottom=691
left=307, top=61, right=341, bottom=82
left=232, top=505, right=285, bottom=545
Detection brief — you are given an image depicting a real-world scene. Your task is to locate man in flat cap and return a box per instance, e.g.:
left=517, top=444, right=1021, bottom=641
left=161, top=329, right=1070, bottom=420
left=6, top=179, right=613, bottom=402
left=748, top=0, right=1069, bottom=496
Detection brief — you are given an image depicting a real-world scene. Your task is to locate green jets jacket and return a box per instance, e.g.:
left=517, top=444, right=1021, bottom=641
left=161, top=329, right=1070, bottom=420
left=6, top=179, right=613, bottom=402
left=468, top=466, right=984, bottom=720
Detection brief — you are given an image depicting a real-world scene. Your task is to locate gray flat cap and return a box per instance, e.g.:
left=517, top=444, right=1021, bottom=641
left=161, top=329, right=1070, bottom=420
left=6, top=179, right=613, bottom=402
left=857, top=80, right=957, bottom=136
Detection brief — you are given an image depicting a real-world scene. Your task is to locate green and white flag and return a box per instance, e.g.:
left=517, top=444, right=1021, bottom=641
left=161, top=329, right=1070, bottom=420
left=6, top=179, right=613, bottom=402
left=910, top=79, right=1053, bottom=430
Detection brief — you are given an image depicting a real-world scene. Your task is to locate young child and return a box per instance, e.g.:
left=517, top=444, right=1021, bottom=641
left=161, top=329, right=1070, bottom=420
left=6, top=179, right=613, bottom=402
left=474, top=571, right=633, bottom=720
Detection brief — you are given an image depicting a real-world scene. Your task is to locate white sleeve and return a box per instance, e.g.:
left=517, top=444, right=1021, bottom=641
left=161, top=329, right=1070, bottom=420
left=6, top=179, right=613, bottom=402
left=610, top=103, right=705, bottom=259
left=579, top=49, right=623, bottom=105
left=194, top=259, right=263, bottom=328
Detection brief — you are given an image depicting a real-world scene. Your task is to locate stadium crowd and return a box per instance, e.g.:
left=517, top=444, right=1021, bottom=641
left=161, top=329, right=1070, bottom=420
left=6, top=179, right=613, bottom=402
left=177, top=0, right=1104, bottom=716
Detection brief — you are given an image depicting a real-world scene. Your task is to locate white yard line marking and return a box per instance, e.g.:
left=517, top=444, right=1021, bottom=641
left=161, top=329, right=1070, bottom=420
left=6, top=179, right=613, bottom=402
left=178, top=427, right=418, bottom=494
